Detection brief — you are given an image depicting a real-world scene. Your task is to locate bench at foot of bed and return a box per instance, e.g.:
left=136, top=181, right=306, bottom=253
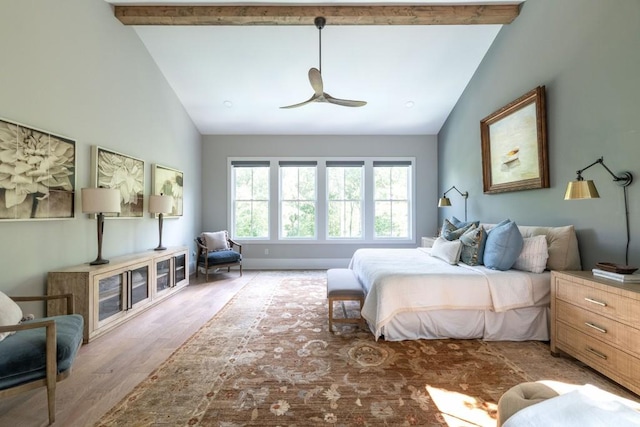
left=326, top=268, right=365, bottom=332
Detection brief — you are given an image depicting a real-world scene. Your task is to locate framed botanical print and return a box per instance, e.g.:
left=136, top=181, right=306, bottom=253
left=480, top=86, right=549, bottom=194
left=91, top=146, right=144, bottom=217
left=0, top=117, right=75, bottom=220
left=152, top=164, right=183, bottom=217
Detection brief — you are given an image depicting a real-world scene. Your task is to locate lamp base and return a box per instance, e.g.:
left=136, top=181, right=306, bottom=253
left=154, top=246, right=167, bottom=251
left=90, top=257, right=110, bottom=265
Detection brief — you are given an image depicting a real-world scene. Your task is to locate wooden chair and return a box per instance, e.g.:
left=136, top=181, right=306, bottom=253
left=0, top=294, right=83, bottom=425
left=195, top=231, right=243, bottom=280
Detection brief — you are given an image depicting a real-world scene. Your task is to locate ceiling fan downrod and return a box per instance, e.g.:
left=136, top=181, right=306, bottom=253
left=315, top=16, right=325, bottom=74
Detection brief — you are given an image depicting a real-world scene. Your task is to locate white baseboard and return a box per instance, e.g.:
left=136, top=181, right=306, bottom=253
left=242, top=258, right=352, bottom=270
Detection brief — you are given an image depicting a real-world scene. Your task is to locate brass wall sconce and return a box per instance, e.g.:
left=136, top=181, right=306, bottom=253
left=565, top=156, right=633, bottom=264
left=438, top=186, right=469, bottom=222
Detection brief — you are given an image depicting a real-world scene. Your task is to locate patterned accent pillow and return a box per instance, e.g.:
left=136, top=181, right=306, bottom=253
left=430, top=237, right=462, bottom=265
left=513, top=235, right=549, bottom=273
left=441, top=219, right=474, bottom=241
left=450, top=216, right=480, bottom=229
left=460, top=225, right=487, bottom=266
left=483, top=220, right=524, bottom=271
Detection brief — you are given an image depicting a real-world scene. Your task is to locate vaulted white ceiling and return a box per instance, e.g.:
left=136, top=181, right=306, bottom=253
left=105, top=1, right=522, bottom=135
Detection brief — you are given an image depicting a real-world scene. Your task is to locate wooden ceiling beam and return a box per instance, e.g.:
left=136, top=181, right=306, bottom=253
left=113, top=4, right=522, bottom=26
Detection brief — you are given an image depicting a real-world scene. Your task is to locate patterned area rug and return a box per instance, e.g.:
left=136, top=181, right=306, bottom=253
left=97, top=271, right=635, bottom=426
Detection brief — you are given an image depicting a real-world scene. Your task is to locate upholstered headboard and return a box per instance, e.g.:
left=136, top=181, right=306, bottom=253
left=483, top=224, right=581, bottom=271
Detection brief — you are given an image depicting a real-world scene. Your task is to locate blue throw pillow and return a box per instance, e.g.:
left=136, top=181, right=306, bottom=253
left=483, top=220, right=524, bottom=270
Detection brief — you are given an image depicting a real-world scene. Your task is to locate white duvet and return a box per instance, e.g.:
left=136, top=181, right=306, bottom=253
left=349, top=248, right=537, bottom=339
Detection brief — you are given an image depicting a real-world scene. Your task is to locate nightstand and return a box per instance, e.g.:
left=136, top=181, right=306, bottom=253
left=421, top=237, right=437, bottom=248
left=550, top=270, right=640, bottom=396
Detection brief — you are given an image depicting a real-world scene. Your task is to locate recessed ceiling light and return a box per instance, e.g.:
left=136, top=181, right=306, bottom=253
left=405, top=101, right=415, bottom=109
left=223, top=100, right=233, bottom=108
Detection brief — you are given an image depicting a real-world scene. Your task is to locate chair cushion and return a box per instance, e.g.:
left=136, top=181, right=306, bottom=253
left=0, top=314, right=84, bottom=390
left=0, top=291, right=23, bottom=342
left=200, top=250, right=241, bottom=265
left=201, top=231, right=230, bottom=251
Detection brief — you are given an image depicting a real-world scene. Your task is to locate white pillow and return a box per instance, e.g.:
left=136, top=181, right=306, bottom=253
left=513, top=235, right=549, bottom=273
left=430, top=236, right=462, bottom=265
left=201, top=231, right=230, bottom=251
left=0, top=291, right=23, bottom=342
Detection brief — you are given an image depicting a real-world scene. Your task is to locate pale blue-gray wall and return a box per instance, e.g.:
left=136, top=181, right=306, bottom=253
left=202, top=135, right=438, bottom=268
left=439, top=0, right=640, bottom=269
left=0, top=0, right=202, bottom=313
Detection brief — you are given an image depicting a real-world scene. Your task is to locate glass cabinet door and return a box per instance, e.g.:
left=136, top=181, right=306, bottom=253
left=174, top=254, right=186, bottom=284
left=98, top=273, right=124, bottom=322
left=156, top=258, right=171, bottom=292
left=130, top=265, right=150, bottom=306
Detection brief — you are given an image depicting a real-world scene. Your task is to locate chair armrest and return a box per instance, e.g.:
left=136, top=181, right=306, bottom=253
left=0, top=318, right=56, bottom=334
left=11, top=294, right=75, bottom=315
left=228, top=238, right=242, bottom=253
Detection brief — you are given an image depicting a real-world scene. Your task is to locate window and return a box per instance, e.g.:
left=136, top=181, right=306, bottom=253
left=231, top=161, right=270, bottom=239
left=373, top=161, right=411, bottom=238
left=327, top=161, right=363, bottom=239
left=229, top=157, right=414, bottom=243
left=279, top=161, right=317, bottom=239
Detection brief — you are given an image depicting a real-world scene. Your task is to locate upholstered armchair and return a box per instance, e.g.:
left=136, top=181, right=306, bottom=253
left=195, top=231, right=242, bottom=280
left=0, top=293, right=84, bottom=425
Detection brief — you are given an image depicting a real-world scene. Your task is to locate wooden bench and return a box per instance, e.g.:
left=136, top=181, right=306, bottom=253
left=326, top=268, right=365, bottom=332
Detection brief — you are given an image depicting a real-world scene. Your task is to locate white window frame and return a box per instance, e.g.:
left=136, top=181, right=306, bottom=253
left=228, top=157, right=415, bottom=244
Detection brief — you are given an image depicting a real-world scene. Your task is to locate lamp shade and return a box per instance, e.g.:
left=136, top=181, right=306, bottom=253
left=149, top=195, right=174, bottom=214
left=437, top=197, right=452, bottom=207
left=81, top=188, right=121, bottom=214
left=564, top=180, right=600, bottom=200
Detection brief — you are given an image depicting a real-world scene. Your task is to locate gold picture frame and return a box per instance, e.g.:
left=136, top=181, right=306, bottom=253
left=152, top=164, right=183, bottom=217
left=91, top=146, right=144, bottom=218
left=0, top=117, right=75, bottom=220
left=480, top=86, right=549, bottom=194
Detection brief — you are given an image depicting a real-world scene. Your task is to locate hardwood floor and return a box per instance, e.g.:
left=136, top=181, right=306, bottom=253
left=0, top=270, right=256, bottom=427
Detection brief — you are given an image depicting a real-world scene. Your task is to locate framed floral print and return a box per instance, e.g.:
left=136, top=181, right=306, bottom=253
left=480, top=86, right=549, bottom=194
left=0, top=117, right=75, bottom=220
left=152, top=164, right=183, bottom=217
left=91, top=146, right=144, bottom=217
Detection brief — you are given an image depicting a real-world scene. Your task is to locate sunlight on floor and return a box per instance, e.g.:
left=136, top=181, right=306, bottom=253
left=427, top=385, right=498, bottom=427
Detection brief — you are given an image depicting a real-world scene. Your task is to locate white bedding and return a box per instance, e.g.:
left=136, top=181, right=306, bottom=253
left=349, top=247, right=550, bottom=340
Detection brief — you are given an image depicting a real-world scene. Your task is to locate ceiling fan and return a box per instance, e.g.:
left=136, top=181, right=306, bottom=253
left=280, top=17, right=367, bottom=109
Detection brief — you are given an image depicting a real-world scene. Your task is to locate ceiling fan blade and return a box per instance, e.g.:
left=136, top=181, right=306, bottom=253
left=280, top=93, right=321, bottom=109
left=324, top=93, right=367, bottom=107
left=308, top=68, right=323, bottom=96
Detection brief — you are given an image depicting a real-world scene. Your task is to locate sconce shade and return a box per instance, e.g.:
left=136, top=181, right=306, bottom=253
left=81, top=188, right=121, bottom=214
left=149, top=194, right=174, bottom=214
left=564, top=180, right=600, bottom=200
left=438, top=197, right=452, bottom=207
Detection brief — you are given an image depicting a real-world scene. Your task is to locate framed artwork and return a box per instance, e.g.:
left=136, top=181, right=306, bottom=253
left=480, top=86, right=549, bottom=194
left=0, top=117, right=75, bottom=220
left=152, top=164, right=183, bottom=217
left=91, top=146, right=144, bottom=217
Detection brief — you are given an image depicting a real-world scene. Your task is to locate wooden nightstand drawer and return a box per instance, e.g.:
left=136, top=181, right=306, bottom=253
left=556, top=325, right=640, bottom=394
left=556, top=299, right=640, bottom=357
left=556, top=277, right=640, bottom=326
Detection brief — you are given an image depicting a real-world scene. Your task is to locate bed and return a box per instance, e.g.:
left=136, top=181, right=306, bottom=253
left=349, top=223, right=581, bottom=341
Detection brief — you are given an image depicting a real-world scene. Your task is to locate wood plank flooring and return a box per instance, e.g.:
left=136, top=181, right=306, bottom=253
left=0, top=271, right=256, bottom=427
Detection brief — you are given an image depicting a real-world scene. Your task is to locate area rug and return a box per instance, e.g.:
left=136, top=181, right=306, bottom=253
left=97, top=271, right=635, bottom=426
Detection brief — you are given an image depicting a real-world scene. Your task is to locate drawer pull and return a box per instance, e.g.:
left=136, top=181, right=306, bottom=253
left=586, top=347, right=608, bottom=360
left=584, top=297, right=607, bottom=307
left=585, top=322, right=607, bottom=334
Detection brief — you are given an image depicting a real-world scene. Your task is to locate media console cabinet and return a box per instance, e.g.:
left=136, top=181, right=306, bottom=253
left=47, top=246, right=189, bottom=343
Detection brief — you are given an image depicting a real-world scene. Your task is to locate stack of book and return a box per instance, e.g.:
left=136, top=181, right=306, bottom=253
left=592, top=268, right=640, bottom=283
